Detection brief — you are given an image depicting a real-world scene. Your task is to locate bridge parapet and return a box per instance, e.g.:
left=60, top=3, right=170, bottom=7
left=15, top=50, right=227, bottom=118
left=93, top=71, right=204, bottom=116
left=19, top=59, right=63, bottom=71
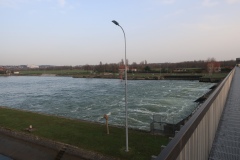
left=155, top=67, right=236, bottom=160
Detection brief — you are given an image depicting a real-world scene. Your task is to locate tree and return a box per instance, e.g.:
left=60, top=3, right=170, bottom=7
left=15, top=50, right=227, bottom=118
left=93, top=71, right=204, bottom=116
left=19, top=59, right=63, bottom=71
left=140, top=61, right=144, bottom=65
left=131, top=62, right=137, bottom=68
left=206, top=57, right=216, bottom=62
left=206, top=58, right=218, bottom=75
left=120, top=59, right=124, bottom=65
left=144, top=66, right=151, bottom=72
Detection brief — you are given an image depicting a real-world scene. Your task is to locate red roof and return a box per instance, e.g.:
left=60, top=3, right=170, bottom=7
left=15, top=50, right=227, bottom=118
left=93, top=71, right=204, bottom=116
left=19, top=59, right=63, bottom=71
left=207, top=62, right=220, bottom=67
left=119, top=65, right=125, bottom=69
left=0, top=67, right=6, bottom=71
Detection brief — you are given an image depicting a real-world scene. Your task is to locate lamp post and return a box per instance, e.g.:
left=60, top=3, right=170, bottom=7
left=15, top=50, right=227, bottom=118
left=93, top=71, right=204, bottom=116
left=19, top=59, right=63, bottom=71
left=112, top=20, right=128, bottom=152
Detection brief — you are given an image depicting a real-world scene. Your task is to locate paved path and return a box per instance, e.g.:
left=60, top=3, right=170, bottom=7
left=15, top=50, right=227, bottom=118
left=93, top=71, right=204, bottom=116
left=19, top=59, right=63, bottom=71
left=0, top=132, right=84, bottom=160
left=0, top=132, right=56, bottom=160
left=209, top=67, right=240, bottom=160
left=0, top=128, right=116, bottom=160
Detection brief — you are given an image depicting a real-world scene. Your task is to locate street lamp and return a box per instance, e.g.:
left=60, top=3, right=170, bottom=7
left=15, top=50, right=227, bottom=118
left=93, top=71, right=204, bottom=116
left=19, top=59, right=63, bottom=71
left=112, top=20, right=129, bottom=152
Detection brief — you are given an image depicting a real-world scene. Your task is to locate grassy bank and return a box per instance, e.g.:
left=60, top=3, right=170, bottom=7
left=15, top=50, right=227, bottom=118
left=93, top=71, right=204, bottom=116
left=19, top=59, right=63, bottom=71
left=0, top=107, right=168, bottom=159
left=9, top=69, right=229, bottom=81
left=201, top=73, right=228, bottom=79
left=19, top=69, right=89, bottom=76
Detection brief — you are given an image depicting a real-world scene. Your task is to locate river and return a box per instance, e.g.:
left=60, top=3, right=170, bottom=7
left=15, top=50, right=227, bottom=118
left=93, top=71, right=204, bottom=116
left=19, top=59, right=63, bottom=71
left=0, top=76, right=214, bottom=130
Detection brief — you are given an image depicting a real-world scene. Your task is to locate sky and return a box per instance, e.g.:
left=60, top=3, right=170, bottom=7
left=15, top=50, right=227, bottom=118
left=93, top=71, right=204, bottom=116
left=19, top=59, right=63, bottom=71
left=0, top=0, right=240, bottom=66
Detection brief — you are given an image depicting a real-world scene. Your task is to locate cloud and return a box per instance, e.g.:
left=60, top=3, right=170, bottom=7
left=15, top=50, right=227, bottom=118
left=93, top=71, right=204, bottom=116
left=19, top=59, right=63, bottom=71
left=197, top=24, right=217, bottom=31
left=225, top=0, right=240, bottom=4
left=58, top=0, right=65, bottom=7
left=160, top=0, right=175, bottom=4
left=0, top=0, right=22, bottom=8
left=202, top=0, right=219, bottom=7
left=164, top=9, right=184, bottom=18
left=0, top=0, right=67, bottom=8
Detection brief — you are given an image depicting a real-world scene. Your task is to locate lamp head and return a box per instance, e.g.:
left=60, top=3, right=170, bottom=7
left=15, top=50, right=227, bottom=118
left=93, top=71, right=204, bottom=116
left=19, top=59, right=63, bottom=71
left=112, top=20, right=119, bottom=26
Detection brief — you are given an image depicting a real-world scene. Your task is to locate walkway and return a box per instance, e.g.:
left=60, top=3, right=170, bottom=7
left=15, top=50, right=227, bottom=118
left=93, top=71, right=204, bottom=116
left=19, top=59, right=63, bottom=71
left=209, top=67, right=240, bottom=160
left=0, top=133, right=82, bottom=160
left=0, top=128, right=115, bottom=160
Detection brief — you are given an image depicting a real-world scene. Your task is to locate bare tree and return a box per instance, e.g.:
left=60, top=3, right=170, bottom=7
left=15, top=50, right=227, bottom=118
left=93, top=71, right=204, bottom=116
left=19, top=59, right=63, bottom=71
left=206, top=58, right=217, bottom=75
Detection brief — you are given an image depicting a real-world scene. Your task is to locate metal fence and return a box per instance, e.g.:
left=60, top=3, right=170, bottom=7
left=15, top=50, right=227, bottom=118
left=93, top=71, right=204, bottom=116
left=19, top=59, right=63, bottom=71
left=155, top=67, right=236, bottom=160
left=150, top=103, right=201, bottom=136
left=151, top=114, right=189, bottom=136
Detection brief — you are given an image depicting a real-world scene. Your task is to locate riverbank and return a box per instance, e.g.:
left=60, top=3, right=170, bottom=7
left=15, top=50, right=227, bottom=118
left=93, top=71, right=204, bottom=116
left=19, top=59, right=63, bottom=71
left=2, top=73, right=227, bottom=82
left=74, top=73, right=228, bottom=82
left=0, top=68, right=229, bottom=82
left=0, top=106, right=168, bottom=160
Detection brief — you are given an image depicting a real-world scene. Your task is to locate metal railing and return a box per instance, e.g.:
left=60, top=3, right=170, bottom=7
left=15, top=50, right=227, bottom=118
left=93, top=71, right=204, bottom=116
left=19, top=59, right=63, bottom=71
left=156, top=68, right=236, bottom=160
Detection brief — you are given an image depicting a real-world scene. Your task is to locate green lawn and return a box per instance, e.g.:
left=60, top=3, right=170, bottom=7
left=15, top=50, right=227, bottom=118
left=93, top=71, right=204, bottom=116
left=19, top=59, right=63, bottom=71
left=17, top=69, right=228, bottom=81
left=19, top=69, right=90, bottom=75
left=202, top=73, right=228, bottom=78
left=0, top=107, right=168, bottom=160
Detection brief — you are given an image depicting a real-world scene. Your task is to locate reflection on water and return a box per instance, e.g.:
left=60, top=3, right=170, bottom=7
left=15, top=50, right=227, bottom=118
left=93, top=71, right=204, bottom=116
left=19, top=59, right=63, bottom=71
left=0, top=76, right=214, bottom=130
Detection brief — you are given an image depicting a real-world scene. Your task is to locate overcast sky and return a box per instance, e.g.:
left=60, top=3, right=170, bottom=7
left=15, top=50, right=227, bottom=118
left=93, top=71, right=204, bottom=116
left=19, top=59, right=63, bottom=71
left=1, top=0, right=240, bottom=66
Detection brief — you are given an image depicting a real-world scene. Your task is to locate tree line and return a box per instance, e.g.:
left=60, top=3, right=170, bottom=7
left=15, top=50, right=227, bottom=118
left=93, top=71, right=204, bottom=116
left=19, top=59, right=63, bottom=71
left=39, top=59, right=236, bottom=73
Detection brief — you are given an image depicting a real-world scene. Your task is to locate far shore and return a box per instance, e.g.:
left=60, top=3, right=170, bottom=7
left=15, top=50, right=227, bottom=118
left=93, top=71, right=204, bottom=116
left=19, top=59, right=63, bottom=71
left=1, top=72, right=228, bottom=82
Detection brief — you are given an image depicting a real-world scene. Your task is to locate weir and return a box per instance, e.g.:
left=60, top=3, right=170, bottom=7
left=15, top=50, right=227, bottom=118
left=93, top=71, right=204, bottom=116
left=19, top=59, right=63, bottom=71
left=150, top=84, right=217, bottom=136
left=155, top=67, right=236, bottom=160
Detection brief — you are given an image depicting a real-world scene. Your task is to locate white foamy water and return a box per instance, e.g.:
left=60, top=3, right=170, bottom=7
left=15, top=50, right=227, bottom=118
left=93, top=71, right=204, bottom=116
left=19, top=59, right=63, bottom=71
left=0, top=76, right=214, bottom=130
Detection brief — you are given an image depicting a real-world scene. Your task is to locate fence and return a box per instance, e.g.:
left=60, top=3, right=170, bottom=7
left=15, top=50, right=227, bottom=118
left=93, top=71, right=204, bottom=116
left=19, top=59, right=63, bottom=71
left=155, top=67, right=236, bottom=160
left=150, top=114, right=190, bottom=136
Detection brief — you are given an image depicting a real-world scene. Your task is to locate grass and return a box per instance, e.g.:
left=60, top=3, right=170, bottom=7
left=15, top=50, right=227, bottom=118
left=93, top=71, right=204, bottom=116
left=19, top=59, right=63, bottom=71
left=17, top=70, right=228, bottom=81
left=0, top=107, right=169, bottom=159
left=202, top=73, right=228, bottom=78
left=19, top=69, right=90, bottom=75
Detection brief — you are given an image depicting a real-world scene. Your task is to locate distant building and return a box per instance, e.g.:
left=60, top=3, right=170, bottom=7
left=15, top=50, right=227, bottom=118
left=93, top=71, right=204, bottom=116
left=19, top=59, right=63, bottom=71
left=118, top=65, right=129, bottom=79
left=173, top=68, right=187, bottom=73
left=130, top=68, right=137, bottom=72
left=27, top=64, right=39, bottom=69
left=236, top=58, right=240, bottom=63
left=207, top=61, right=221, bottom=74
left=236, top=58, right=240, bottom=67
left=103, top=72, right=113, bottom=76
left=0, top=67, right=7, bottom=74
left=118, top=65, right=129, bottom=72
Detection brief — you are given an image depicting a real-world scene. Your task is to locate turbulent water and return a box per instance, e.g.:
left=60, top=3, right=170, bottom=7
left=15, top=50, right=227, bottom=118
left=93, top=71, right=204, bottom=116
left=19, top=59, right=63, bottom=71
left=0, top=76, right=214, bottom=130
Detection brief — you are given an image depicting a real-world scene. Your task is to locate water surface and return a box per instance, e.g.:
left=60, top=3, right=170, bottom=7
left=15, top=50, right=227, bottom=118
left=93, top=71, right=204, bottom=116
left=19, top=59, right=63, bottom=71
left=0, top=76, right=214, bottom=130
